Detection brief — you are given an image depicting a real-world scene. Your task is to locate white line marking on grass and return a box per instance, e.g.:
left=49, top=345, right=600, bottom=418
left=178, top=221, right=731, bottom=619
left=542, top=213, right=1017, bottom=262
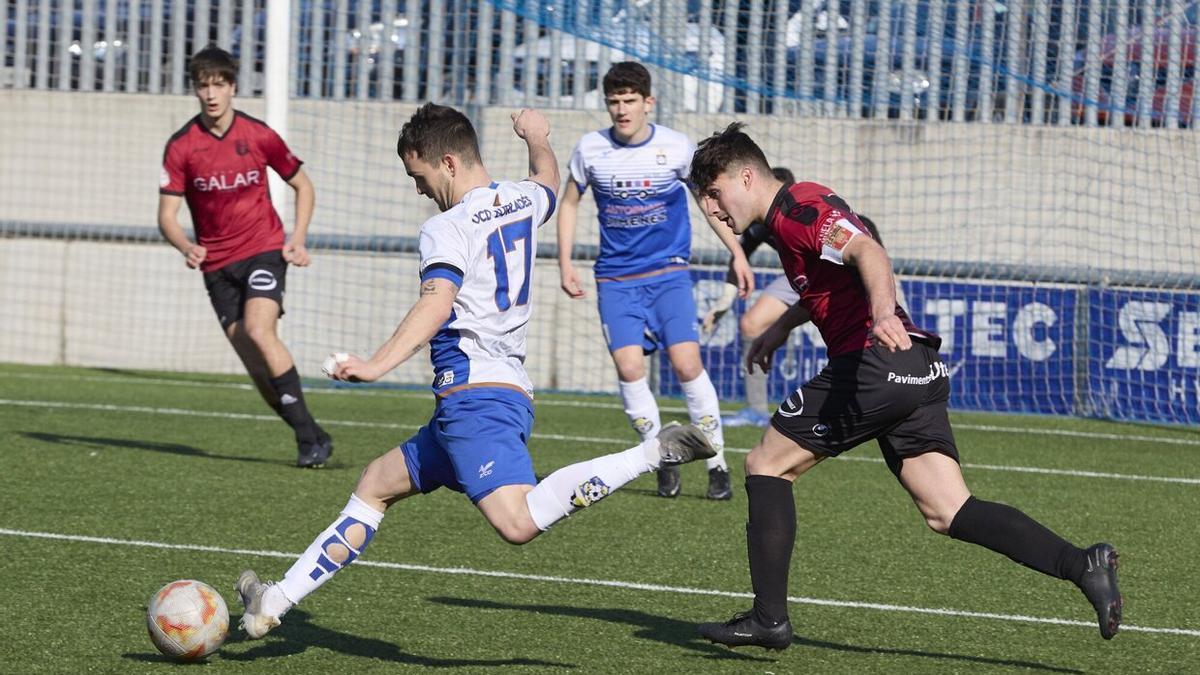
left=951, top=423, right=1200, bottom=447
left=3, top=398, right=1200, bottom=486
left=1, top=527, right=1196, bottom=638
left=8, top=371, right=1200, bottom=448
left=833, top=455, right=1200, bottom=485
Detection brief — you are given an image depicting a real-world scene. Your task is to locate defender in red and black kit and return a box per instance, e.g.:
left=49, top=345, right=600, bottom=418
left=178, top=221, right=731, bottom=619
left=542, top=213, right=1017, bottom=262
left=687, top=123, right=1122, bottom=650
left=158, top=45, right=332, bottom=468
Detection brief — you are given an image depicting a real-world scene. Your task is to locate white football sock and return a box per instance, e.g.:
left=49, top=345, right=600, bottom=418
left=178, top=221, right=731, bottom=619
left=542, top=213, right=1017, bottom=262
left=619, top=376, right=661, bottom=441
left=524, top=439, right=660, bottom=531
left=681, top=370, right=727, bottom=471
left=261, top=584, right=293, bottom=619
left=275, top=493, right=384, bottom=610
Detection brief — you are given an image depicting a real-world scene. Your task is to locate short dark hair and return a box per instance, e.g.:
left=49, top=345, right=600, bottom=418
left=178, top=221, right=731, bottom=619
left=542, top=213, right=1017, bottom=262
left=396, top=103, right=482, bottom=167
left=771, top=166, right=795, bottom=184
left=603, top=62, right=652, bottom=97
left=188, top=44, right=238, bottom=85
left=689, top=122, right=772, bottom=191
left=857, top=214, right=884, bottom=247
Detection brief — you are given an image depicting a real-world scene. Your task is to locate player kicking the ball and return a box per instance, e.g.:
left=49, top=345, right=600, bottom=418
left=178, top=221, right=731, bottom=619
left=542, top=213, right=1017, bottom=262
left=235, top=104, right=715, bottom=638
left=688, top=123, right=1122, bottom=650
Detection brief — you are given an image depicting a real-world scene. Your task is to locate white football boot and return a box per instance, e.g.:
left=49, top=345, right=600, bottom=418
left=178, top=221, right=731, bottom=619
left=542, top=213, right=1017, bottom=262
left=656, top=421, right=717, bottom=466
left=235, top=570, right=282, bottom=639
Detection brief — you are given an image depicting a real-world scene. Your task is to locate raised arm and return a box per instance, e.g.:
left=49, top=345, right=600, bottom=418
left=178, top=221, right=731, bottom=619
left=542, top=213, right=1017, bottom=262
left=330, top=277, right=459, bottom=383
left=157, top=194, right=206, bottom=269
left=511, top=109, right=559, bottom=197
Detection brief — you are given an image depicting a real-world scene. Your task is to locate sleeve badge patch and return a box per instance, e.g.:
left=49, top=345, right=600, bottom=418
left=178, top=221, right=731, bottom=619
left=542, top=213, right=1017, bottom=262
left=824, top=221, right=855, bottom=251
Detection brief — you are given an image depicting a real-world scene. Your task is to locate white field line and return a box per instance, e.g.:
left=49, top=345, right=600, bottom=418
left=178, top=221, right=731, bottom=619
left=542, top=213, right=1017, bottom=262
left=1, top=527, right=1196, bottom=639
left=7, top=371, right=1200, bottom=448
left=3, top=398, right=1199, bottom=486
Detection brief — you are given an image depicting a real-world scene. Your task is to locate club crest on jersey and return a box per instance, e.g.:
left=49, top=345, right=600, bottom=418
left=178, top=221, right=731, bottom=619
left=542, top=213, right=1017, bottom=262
left=611, top=177, right=656, bottom=199
left=571, top=476, right=611, bottom=508
left=656, top=149, right=667, bottom=165
left=235, top=139, right=250, bottom=156
left=825, top=223, right=854, bottom=251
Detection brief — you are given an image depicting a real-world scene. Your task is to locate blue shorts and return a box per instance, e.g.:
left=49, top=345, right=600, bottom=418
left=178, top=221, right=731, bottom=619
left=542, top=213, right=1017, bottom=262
left=597, top=270, right=699, bottom=352
left=399, top=388, right=537, bottom=503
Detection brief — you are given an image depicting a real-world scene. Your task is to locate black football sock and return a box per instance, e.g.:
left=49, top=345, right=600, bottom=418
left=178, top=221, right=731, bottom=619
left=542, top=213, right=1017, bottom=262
left=948, top=496, right=1086, bottom=583
left=268, top=367, right=319, bottom=446
left=745, top=475, right=796, bottom=625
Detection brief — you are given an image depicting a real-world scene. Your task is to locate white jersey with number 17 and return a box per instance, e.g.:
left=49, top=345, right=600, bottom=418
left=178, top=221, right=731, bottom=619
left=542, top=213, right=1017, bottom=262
left=418, top=179, right=557, bottom=398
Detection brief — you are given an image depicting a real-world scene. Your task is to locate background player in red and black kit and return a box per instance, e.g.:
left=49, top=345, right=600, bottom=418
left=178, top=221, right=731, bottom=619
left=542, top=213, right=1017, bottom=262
left=687, top=123, right=1122, bottom=650
left=702, top=165, right=890, bottom=429
left=157, top=45, right=332, bottom=468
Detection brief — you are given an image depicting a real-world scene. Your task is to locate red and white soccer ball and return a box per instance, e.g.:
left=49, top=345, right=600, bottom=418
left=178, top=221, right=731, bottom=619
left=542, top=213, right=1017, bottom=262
left=146, top=579, right=229, bottom=661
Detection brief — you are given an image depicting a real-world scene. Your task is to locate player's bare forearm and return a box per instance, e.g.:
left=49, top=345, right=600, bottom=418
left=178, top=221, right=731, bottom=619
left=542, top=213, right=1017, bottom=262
left=748, top=303, right=811, bottom=372
left=367, top=278, right=459, bottom=375
left=844, top=235, right=910, bottom=350
left=695, top=191, right=753, bottom=295
left=525, top=139, right=559, bottom=196
left=773, top=301, right=812, bottom=334
left=555, top=185, right=586, bottom=298
left=157, top=195, right=187, bottom=250
left=556, top=185, right=581, bottom=266
left=157, top=216, right=190, bottom=253
left=512, top=109, right=559, bottom=194
left=157, top=194, right=206, bottom=268
left=710, top=211, right=746, bottom=261
left=844, top=236, right=897, bottom=321
left=287, top=169, right=316, bottom=245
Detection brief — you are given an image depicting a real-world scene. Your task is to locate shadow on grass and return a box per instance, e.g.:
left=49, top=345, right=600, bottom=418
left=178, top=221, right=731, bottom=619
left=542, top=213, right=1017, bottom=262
left=618, top=485, right=730, bottom=502
left=531, top=477, right=726, bottom=503
left=22, top=432, right=292, bottom=467
left=788, top=635, right=1084, bottom=673
left=123, top=609, right=570, bottom=668
left=429, top=596, right=774, bottom=663
left=93, top=366, right=250, bottom=387
left=431, top=597, right=1084, bottom=672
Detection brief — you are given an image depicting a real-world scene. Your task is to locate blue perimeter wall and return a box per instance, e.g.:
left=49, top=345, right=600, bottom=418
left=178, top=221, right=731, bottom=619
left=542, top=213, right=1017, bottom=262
left=659, top=269, right=1200, bottom=426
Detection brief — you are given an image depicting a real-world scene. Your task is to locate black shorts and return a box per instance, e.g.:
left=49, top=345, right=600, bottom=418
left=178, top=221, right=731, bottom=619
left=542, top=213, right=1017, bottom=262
left=770, top=340, right=959, bottom=476
left=202, top=250, right=288, bottom=330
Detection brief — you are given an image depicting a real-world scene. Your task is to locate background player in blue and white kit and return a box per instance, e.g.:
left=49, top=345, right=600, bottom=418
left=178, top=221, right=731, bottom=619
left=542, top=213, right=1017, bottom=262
left=556, top=62, right=753, bottom=500
left=234, top=104, right=716, bottom=639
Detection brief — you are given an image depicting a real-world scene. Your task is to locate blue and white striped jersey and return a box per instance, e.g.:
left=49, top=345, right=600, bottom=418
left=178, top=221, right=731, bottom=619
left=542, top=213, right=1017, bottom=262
left=418, top=180, right=556, bottom=398
left=567, top=124, right=695, bottom=279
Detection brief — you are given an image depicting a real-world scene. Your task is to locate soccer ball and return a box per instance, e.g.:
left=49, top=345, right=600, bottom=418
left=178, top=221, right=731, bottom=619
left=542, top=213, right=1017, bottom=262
left=146, top=579, right=229, bottom=661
